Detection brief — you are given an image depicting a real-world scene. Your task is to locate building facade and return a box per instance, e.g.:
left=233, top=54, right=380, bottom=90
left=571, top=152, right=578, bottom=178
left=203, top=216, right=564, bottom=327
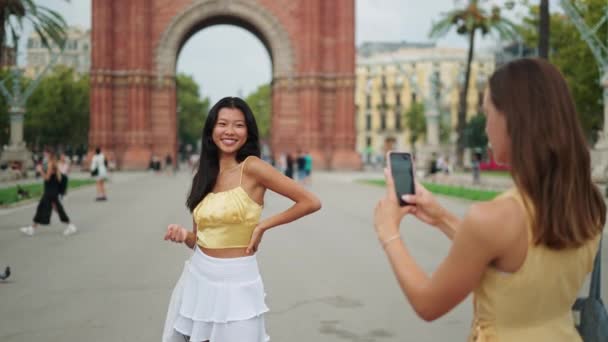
left=90, top=0, right=359, bottom=170
left=25, top=27, right=90, bottom=77
left=355, top=42, right=495, bottom=165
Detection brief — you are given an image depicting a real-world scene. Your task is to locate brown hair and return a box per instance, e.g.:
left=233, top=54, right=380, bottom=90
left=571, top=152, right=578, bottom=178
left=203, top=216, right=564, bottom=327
left=488, top=58, right=605, bottom=249
left=45, top=149, right=62, bottom=183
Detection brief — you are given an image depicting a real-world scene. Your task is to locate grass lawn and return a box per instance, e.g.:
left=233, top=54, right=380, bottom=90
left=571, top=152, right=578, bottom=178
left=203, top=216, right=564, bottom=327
left=481, top=170, right=512, bottom=178
left=0, top=178, right=96, bottom=206
left=360, top=179, right=501, bottom=201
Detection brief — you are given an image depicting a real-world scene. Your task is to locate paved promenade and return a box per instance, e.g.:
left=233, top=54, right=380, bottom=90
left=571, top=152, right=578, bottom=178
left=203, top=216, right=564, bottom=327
left=0, top=170, right=605, bottom=341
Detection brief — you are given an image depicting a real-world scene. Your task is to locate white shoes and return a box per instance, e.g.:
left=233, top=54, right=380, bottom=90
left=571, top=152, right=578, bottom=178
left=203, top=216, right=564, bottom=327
left=19, top=226, right=35, bottom=236
left=63, top=224, right=78, bottom=236
left=20, top=224, right=78, bottom=236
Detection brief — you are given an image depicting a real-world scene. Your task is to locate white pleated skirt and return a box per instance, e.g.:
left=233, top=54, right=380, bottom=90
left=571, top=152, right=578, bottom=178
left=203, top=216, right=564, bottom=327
left=162, top=247, right=269, bottom=342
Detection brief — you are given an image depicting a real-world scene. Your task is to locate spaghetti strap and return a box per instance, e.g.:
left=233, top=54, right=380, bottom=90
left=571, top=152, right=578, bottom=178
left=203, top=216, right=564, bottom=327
left=239, top=156, right=252, bottom=185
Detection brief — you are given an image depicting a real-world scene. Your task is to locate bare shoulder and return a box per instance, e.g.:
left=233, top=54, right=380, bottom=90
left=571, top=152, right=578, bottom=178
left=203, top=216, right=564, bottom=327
left=462, top=196, right=527, bottom=250
left=244, top=156, right=276, bottom=177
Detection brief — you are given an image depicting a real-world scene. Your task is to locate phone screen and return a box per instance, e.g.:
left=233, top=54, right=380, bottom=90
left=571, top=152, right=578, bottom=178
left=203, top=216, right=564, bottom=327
left=390, top=152, right=415, bottom=206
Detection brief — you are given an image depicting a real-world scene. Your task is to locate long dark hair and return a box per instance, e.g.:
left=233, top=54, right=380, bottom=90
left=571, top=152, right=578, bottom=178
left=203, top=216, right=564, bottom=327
left=186, top=97, right=261, bottom=212
left=488, top=58, right=605, bottom=249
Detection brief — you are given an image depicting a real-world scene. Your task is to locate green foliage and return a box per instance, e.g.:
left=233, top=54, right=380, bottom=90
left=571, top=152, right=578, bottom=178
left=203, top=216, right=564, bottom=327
left=0, top=178, right=95, bottom=206
left=245, top=84, right=271, bottom=139
left=464, top=113, right=488, bottom=149
left=25, top=65, right=89, bottom=148
left=0, top=0, right=68, bottom=64
left=439, top=110, right=452, bottom=144
left=176, top=73, right=210, bottom=149
left=405, top=102, right=426, bottom=150
left=0, top=69, right=12, bottom=147
left=360, top=179, right=500, bottom=201
left=518, top=0, right=605, bottom=140
left=429, top=0, right=519, bottom=39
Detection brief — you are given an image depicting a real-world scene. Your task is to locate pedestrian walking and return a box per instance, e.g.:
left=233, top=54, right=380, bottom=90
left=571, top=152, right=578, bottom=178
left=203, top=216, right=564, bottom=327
left=162, top=97, right=321, bottom=342
left=165, top=153, right=174, bottom=175
left=58, top=152, right=71, bottom=198
left=303, top=151, right=313, bottom=185
left=90, top=147, right=108, bottom=201
left=284, top=153, right=294, bottom=179
left=19, top=150, right=78, bottom=236
left=296, top=150, right=306, bottom=182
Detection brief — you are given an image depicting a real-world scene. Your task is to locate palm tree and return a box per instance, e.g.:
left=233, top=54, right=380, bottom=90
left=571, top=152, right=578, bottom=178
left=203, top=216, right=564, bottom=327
left=429, top=0, right=518, bottom=168
left=538, top=0, right=550, bottom=58
left=0, top=0, right=68, bottom=65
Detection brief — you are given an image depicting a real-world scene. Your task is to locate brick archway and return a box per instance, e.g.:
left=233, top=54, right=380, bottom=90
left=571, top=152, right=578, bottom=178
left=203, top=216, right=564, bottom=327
left=90, top=0, right=361, bottom=170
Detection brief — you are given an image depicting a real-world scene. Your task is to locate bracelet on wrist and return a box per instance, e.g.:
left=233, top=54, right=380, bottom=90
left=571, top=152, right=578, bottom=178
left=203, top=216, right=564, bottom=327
left=380, top=233, right=401, bottom=249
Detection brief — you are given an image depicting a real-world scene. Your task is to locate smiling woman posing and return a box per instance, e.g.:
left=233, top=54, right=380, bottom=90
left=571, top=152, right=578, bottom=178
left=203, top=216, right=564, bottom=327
left=162, top=97, right=321, bottom=342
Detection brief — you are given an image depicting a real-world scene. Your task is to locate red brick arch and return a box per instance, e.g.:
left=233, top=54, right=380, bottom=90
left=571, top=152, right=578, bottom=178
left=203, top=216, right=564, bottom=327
left=90, top=0, right=360, bottom=169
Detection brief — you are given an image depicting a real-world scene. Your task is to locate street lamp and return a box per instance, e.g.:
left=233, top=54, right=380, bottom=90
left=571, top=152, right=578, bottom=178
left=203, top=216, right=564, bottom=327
left=0, top=46, right=64, bottom=173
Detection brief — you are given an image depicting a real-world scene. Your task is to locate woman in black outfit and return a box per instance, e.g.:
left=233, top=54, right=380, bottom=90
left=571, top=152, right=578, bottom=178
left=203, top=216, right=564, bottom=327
left=19, top=151, right=78, bottom=236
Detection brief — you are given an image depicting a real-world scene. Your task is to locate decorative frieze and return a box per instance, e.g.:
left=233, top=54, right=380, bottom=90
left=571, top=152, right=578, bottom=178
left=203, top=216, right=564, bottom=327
left=90, top=69, right=176, bottom=88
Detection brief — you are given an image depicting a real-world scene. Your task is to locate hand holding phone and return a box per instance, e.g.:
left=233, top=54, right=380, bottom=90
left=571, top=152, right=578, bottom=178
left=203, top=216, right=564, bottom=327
left=388, top=152, right=415, bottom=206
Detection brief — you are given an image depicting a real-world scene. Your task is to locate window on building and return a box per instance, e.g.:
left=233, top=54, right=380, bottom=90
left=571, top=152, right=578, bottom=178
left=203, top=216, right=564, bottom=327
left=412, top=92, right=417, bottom=103
left=381, top=75, right=387, bottom=89
left=395, top=112, right=402, bottom=131
left=381, top=94, right=386, bottom=106
left=366, top=114, right=372, bottom=131
left=380, top=112, right=387, bottom=130
left=366, top=95, right=371, bottom=109
left=395, top=93, right=401, bottom=107
left=366, top=136, right=372, bottom=147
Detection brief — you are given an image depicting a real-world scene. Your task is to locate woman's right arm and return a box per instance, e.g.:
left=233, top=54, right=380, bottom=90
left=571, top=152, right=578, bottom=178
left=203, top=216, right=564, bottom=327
left=164, top=219, right=197, bottom=249
left=403, top=182, right=462, bottom=240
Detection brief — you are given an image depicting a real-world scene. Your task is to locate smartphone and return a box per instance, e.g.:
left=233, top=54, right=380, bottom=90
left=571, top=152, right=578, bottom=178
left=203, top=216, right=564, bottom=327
left=388, top=152, right=415, bottom=206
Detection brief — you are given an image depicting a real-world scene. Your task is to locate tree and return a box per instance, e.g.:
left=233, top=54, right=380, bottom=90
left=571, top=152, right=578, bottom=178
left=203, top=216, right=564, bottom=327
left=538, top=0, right=550, bottom=58
left=0, top=0, right=68, bottom=65
left=405, top=101, right=426, bottom=157
left=245, top=84, right=271, bottom=139
left=25, top=65, right=89, bottom=148
left=176, top=73, right=209, bottom=150
left=439, top=110, right=452, bottom=144
left=518, top=1, right=604, bottom=141
left=464, top=113, right=488, bottom=150
left=429, top=0, right=518, bottom=168
left=0, top=69, right=12, bottom=146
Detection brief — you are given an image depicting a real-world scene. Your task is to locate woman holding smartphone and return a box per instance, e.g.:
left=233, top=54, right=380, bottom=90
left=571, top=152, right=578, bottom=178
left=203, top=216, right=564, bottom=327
left=374, top=58, right=605, bottom=341
left=162, top=97, right=321, bottom=342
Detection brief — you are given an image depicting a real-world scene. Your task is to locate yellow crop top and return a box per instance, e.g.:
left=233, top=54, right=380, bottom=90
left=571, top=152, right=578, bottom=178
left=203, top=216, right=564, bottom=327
left=192, top=157, right=263, bottom=249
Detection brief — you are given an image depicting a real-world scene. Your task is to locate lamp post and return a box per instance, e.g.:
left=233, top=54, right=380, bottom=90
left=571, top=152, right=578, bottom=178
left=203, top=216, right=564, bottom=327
left=0, top=42, right=63, bottom=173
left=425, top=63, right=441, bottom=149
left=561, top=0, right=608, bottom=181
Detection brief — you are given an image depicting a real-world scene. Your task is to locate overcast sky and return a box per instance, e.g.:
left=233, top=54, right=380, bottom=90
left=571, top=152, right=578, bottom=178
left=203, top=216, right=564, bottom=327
left=34, top=0, right=531, bottom=102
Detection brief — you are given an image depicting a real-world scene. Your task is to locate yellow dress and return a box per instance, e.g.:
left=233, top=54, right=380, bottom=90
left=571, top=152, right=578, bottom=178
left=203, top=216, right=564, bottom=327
left=469, top=189, right=600, bottom=342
